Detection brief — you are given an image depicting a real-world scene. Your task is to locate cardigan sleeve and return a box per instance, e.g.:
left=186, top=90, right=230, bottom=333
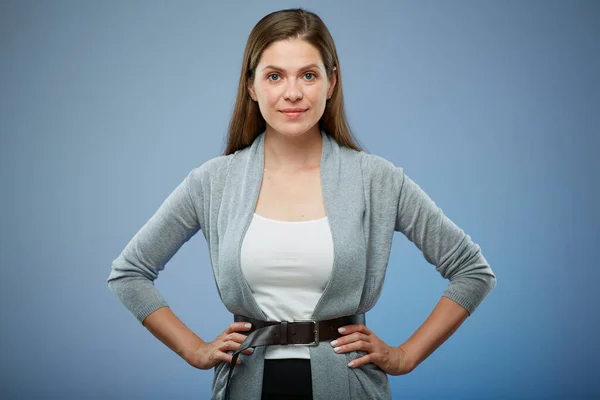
left=107, top=169, right=202, bottom=324
left=395, top=169, right=496, bottom=315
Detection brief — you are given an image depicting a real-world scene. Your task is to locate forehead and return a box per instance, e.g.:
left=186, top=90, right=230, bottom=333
left=257, top=39, right=324, bottom=71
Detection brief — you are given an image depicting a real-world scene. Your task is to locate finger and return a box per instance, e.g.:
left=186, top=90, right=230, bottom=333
left=218, top=340, right=255, bottom=357
left=225, top=322, right=253, bottom=334
left=337, top=323, right=372, bottom=336
left=217, top=350, right=242, bottom=365
left=330, top=332, right=368, bottom=347
left=209, top=349, right=235, bottom=366
left=347, top=353, right=372, bottom=368
left=225, top=332, right=250, bottom=344
left=217, top=340, right=240, bottom=353
left=227, top=344, right=254, bottom=356
left=333, top=339, right=371, bottom=355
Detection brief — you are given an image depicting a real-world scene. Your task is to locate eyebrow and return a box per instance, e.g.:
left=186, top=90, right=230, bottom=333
left=261, top=63, right=322, bottom=73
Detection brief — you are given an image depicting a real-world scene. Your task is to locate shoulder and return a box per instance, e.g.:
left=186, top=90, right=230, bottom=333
left=187, top=154, right=235, bottom=184
left=356, top=151, right=405, bottom=185
left=185, top=144, right=257, bottom=195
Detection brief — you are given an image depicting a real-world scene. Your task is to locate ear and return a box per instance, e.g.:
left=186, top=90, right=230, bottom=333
left=327, top=66, right=337, bottom=99
left=247, top=82, right=257, bottom=102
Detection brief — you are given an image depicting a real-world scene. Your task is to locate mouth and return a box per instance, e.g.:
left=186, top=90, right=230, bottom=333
left=280, top=109, right=307, bottom=119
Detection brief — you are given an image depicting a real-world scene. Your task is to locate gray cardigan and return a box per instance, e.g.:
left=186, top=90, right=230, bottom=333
left=107, top=131, right=496, bottom=399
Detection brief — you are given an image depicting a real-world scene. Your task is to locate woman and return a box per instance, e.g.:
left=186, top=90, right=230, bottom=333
left=107, top=8, right=496, bottom=400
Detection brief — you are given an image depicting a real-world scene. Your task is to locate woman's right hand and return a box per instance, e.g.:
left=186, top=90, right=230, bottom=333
left=185, top=322, right=254, bottom=370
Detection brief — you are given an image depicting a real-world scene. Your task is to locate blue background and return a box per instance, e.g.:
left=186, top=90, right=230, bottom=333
left=1, top=0, right=598, bottom=398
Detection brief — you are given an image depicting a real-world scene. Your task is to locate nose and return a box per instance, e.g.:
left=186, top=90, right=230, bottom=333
left=283, top=79, right=303, bottom=101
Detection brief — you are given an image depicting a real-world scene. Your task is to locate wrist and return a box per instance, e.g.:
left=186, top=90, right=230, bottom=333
left=179, top=339, right=205, bottom=364
left=398, top=343, right=418, bottom=373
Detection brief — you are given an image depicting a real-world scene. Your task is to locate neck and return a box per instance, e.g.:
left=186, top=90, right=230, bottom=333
left=263, top=125, right=323, bottom=172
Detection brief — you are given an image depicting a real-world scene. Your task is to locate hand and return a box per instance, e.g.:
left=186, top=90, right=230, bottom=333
left=330, top=324, right=414, bottom=375
left=185, top=322, right=254, bottom=370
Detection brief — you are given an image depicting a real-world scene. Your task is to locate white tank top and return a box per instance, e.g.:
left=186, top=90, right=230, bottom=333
left=240, top=213, right=334, bottom=359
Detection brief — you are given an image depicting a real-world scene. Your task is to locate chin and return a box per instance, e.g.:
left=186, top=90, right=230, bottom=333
left=278, top=128, right=310, bottom=137
left=268, top=120, right=319, bottom=138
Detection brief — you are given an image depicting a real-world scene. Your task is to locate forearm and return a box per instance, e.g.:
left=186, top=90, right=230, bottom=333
left=399, top=296, right=469, bottom=371
left=142, top=306, right=205, bottom=363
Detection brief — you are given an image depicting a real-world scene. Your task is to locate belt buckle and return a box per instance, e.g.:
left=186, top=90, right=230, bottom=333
left=293, top=319, right=319, bottom=346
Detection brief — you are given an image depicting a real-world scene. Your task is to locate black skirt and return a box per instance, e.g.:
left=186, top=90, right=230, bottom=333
left=261, top=359, right=313, bottom=400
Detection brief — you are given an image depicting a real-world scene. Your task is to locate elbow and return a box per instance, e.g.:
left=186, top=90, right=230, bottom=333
left=446, top=257, right=497, bottom=299
left=479, top=258, right=497, bottom=292
left=107, top=253, right=159, bottom=285
left=490, top=273, right=496, bottom=291
left=447, top=244, right=497, bottom=292
left=106, top=257, right=152, bottom=296
left=473, top=263, right=497, bottom=294
left=106, top=275, right=120, bottom=294
left=487, top=270, right=497, bottom=292
left=471, top=265, right=497, bottom=299
left=106, top=270, right=126, bottom=298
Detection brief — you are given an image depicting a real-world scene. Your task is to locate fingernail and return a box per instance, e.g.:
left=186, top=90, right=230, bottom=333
left=338, top=327, right=346, bottom=333
left=248, top=348, right=254, bottom=353
left=330, top=340, right=338, bottom=347
left=348, top=361, right=354, bottom=367
left=244, top=323, right=252, bottom=328
left=334, top=347, right=341, bottom=352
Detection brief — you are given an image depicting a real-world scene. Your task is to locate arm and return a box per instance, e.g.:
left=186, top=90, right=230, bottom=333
left=107, top=166, right=252, bottom=369
left=332, top=161, right=495, bottom=374
left=107, top=171, right=201, bottom=323
left=142, top=306, right=205, bottom=363
left=398, top=296, right=469, bottom=372
left=143, top=306, right=254, bottom=368
left=107, top=171, right=210, bottom=364
left=394, top=170, right=496, bottom=369
left=395, top=170, right=497, bottom=316
left=337, top=295, right=469, bottom=374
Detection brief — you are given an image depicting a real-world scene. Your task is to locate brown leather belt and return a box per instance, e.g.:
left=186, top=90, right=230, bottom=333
left=224, top=313, right=365, bottom=399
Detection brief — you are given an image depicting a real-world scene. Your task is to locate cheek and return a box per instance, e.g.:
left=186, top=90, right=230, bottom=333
left=309, top=88, right=327, bottom=109
left=309, top=85, right=327, bottom=102
left=260, top=86, right=280, bottom=106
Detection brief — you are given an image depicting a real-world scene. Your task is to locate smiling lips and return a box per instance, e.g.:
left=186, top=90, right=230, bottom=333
left=280, top=108, right=307, bottom=119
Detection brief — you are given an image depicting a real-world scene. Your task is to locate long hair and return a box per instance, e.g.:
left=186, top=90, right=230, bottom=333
left=224, top=8, right=363, bottom=155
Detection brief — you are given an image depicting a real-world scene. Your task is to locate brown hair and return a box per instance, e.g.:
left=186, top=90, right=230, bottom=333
left=223, top=8, right=363, bottom=155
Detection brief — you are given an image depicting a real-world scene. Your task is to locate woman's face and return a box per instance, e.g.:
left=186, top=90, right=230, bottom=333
left=248, top=38, right=336, bottom=138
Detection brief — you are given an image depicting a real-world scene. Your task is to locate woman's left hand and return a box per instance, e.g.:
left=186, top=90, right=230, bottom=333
left=330, top=324, right=414, bottom=376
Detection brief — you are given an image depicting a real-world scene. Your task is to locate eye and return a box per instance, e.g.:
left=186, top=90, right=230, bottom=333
left=267, top=73, right=280, bottom=81
left=304, top=72, right=316, bottom=80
